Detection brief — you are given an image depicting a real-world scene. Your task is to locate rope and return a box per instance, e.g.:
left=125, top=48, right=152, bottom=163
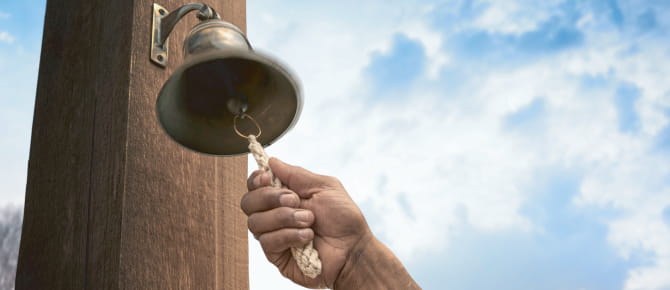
left=247, top=135, right=322, bottom=279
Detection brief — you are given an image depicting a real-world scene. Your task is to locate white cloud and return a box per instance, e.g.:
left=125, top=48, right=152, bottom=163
left=559, top=31, right=670, bottom=289
left=397, top=21, right=450, bottom=80
left=470, top=0, right=557, bottom=34
left=625, top=263, right=670, bottom=290
left=249, top=1, right=554, bottom=261
left=0, top=11, right=10, bottom=19
left=247, top=1, right=670, bottom=289
left=0, top=32, right=14, bottom=44
left=4, top=0, right=669, bottom=289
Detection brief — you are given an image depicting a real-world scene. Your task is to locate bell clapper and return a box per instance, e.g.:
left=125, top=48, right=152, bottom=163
left=226, top=91, right=249, bottom=118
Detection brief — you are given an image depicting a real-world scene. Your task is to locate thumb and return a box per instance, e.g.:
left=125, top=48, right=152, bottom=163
left=269, top=158, right=324, bottom=198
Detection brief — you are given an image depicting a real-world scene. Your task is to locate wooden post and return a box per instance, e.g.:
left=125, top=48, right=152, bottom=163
left=16, top=0, right=249, bottom=289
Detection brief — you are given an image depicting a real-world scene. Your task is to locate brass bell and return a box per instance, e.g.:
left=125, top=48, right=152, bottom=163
left=152, top=3, right=302, bottom=156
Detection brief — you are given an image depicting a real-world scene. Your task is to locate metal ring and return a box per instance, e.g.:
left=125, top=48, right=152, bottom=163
left=233, top=113, right=262, bottom=139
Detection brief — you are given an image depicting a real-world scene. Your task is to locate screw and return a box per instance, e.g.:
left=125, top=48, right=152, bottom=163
left=159, top=9, right=166, bottom=16
left=157, top=55, right=164, bottom=62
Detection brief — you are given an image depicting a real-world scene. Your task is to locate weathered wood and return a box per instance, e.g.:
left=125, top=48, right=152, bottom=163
left=17, top=0, right=249, bottom=289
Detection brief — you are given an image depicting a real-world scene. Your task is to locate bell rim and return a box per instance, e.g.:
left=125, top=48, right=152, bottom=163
left=156, top=49, right=303, bottom=156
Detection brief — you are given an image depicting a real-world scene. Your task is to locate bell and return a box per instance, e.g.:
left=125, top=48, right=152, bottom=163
left=156, top=17, right=302, bottom=156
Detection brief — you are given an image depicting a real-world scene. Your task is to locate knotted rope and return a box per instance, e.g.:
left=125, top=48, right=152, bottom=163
left=247, top=134, right=322, bottom=278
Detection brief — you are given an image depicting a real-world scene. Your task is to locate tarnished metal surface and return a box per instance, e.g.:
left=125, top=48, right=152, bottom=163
left=152, top=3, right=302, bottom=156
left=151, top=3, right=220, bottom=67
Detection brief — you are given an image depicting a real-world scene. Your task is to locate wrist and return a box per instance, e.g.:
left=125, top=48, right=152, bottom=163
left=333, top=233, right=420, bottom=290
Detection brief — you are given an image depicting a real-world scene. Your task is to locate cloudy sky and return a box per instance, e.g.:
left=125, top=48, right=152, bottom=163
left=2, top=0, right=670, bottom=289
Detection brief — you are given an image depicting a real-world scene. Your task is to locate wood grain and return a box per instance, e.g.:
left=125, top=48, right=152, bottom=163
left=16, top=0, right=249, bottom=289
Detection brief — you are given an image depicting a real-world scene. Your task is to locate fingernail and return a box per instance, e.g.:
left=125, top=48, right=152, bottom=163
left=294, top=210, right=311, bottom=223
left=298, top=229, right=311, bottom=241
left=279, top=194, right=298, bottom=207
left=253, top=174, right=262, bottom=187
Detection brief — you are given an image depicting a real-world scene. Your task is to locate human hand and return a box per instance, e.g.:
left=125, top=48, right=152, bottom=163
left=241, top=158, right=372, bottom=288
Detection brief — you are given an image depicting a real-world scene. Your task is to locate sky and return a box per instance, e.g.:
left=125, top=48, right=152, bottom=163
left=2, top=0, right=670, bottom=289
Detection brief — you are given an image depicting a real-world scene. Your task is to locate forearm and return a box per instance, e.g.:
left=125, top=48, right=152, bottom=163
left=334, top=234, right=421, bottom=290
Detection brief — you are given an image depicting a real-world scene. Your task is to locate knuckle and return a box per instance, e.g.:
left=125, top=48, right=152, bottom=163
left=246, top=171, right=259, bottom=190
left=262, top=188, right=280, bottom=204
left=274, top=231, right=290, bottom=245
left=277, top=192, right=299, bottom=208
left=247, top=170, right=268, bottom=190
left=321, top=174, right=342, bottom=187
left=240, top=193, right=251, bottom=215
left=247, top=214, right=259, bottom=232
left=274, top=207, right=295, bottom=224
left=258, top=231, right=291, bottom=253
left=258, top=235, right=273, bottom=252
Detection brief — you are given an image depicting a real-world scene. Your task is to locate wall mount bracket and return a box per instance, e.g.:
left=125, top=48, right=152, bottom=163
left=150, top=3, right=220, bottom=67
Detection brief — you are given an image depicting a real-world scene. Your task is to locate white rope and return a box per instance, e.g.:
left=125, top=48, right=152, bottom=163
left=247, top=135, right=322, bottom=279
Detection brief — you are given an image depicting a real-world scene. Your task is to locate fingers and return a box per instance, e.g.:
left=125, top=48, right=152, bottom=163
left=269, top=158, right=342, bottom=197
left=241, top=187, right=300, bottom=216
left=258, top=228, right=314, bottom=254
left=247, top=170, right=273, bottom=191
left=248, top=208, right=314, bottom=236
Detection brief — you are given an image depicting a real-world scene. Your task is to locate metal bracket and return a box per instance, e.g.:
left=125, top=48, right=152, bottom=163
left=150, top=3, right=220, bottom=68
left=151, top=3, right=169, bottom=67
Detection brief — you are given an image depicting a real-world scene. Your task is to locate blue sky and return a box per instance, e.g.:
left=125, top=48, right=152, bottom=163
left=3, top=0, right=670, bottom=289
left=0, top=0, right=44, bottom=205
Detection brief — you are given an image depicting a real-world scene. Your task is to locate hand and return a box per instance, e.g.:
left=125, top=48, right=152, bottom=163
left=241, top=158, right=372, bottom=288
